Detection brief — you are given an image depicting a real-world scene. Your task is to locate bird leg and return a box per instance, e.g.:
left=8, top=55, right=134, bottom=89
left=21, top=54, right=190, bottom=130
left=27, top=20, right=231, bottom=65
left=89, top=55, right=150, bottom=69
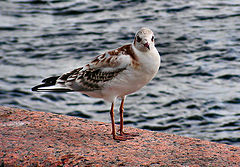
left=119, top=98, right=124, bottom=135
left=110, top=103, right=116, bottom=138
left=110, top=102, right=133, bottom=140
left=119, top=98, right=139, bottom=137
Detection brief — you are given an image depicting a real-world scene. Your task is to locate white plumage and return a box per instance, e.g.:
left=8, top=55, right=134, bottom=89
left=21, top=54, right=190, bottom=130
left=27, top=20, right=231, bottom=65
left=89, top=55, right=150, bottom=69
left=32, top=28, right=161, bottom=140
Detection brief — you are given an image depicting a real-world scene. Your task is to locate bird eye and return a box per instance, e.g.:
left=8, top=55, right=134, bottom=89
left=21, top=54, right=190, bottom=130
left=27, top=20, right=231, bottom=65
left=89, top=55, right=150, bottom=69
left=151, top=36, right=154, bottom=42
left=136, top=36, right=141, bottom=42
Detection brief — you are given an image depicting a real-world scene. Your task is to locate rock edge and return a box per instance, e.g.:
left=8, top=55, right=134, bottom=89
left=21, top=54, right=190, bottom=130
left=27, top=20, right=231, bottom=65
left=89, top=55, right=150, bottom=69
left=0, top=106, right=240, bottom=166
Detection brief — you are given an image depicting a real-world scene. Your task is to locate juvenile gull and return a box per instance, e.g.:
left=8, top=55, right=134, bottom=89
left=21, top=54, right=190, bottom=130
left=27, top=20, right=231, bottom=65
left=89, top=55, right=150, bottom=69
left=32, top=28, right=161, bottom=140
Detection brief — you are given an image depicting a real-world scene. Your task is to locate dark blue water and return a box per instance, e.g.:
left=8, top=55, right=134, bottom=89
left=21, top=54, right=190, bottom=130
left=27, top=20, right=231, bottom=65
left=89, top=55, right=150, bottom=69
left=1, top=0, right=240, bottom=146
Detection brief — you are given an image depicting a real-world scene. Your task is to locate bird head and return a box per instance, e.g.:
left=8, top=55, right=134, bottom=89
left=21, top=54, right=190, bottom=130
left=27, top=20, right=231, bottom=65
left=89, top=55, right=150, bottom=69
left=133, top=28, right=155, bottom=52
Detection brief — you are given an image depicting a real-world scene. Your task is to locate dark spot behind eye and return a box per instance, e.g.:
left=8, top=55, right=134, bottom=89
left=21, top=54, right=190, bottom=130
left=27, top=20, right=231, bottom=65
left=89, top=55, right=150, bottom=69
left=136, top=36, right=141, bottom=42
left=151, top=36, right=154, bottom=42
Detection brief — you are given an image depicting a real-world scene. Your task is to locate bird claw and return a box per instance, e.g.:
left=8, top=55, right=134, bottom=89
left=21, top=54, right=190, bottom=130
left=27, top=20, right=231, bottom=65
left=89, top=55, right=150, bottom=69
left=113, top=135, right=134, bottom=141
left=120, top=132, right=140, bottom=137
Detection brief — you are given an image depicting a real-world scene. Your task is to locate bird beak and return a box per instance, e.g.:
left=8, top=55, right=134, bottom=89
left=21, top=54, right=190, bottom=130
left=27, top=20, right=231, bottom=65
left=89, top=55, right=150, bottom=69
left=144, top=42, right=150, bottom=50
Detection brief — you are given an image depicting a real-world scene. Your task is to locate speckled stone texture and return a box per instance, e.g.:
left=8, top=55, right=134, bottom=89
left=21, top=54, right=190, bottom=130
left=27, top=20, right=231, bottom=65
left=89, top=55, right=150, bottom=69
left=0, top=106, right=240, bottom=167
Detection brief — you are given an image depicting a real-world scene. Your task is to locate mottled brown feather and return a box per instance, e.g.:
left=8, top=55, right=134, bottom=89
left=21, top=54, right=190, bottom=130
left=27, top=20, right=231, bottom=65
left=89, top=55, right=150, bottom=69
left=56, top=44, right=140, bottom=91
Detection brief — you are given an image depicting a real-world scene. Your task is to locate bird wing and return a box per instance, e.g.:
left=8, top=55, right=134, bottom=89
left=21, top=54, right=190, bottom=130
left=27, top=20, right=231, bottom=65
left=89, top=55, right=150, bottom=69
left=56, top=44, right=135, bottom=91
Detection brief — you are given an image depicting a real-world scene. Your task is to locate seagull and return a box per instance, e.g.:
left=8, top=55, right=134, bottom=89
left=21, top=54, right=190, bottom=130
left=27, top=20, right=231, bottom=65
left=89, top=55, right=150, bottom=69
left=32, top=28, right=161, bottom=140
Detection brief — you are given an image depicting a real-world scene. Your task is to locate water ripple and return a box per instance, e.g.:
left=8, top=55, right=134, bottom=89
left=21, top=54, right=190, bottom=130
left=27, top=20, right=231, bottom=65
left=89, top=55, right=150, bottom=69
left=0, top=0, right=240, bottom=146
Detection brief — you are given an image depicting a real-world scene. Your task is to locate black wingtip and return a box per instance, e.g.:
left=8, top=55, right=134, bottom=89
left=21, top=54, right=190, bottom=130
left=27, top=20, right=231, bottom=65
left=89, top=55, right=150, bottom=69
left=31, top=84, right=45, bottom=91
left=32, top=76, right=60, bottom=92
left=42, top=76, right=60, bottom=84
left=32, top=86, right=37, bottom=91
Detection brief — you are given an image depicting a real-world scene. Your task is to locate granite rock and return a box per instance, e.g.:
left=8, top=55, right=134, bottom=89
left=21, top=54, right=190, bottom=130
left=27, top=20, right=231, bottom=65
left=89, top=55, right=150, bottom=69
left=0, top=106, right=240, bottom=166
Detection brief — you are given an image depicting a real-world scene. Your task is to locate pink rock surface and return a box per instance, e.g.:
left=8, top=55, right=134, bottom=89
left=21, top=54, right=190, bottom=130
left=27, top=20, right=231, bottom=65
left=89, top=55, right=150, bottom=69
left=0, top=106, right=240, bottom=166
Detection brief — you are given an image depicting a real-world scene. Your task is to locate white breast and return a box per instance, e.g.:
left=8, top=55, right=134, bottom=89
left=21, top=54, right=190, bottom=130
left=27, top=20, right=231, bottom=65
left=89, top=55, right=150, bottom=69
left=136, top=46, right=160, bottom=77
left=99, top=45, right=160, bottom=102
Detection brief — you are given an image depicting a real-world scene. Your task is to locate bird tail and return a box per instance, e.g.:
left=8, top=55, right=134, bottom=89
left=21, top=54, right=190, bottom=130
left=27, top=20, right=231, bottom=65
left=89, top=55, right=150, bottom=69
left=32, top=76, right=73, bottom=92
